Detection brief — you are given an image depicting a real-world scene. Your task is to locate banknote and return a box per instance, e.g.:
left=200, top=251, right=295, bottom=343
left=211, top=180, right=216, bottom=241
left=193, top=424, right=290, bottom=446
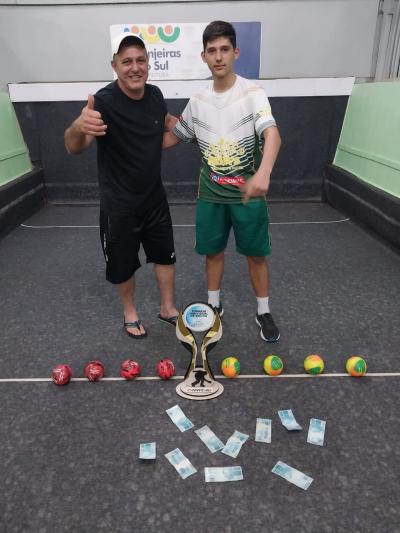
left=165, top=448, right=197, bottom=479
left=139, top=442, right=156, bottom=460
left=195, top=425, right=224, bottom=453
left=204, top=466, right=243, bottom=482
left=221, top=430, right=249, bottom=458
left=271, top=461, right=313, bottom=490
left=278, top=409, right=302, bottom=431
left=255, top=418, right=271, bottom=443
left=307, top=418, right=326, bottom=446
left=166, top=405, right=194, bottom=432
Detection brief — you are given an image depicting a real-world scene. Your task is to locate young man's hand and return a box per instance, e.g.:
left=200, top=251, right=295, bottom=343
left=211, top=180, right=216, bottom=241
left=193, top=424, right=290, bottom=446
left=239, top=171, right=271, bottom=203
left=239, top=125, right=281, bottom=203
left=75, top=94, right=107, bottom=137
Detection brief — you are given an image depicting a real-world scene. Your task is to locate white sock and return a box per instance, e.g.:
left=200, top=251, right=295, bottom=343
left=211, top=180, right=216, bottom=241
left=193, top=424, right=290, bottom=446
left=208, top=290, right=220, bottom=308
left=257, top=296, right=270, bottom=315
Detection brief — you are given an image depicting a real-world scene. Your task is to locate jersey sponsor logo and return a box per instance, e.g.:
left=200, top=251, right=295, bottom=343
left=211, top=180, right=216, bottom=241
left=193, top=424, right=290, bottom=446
left=210, top=173, right=245, bottom=186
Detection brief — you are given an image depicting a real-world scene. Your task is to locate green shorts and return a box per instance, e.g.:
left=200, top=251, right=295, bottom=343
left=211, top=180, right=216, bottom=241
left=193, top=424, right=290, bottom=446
left=195, top=199, right=271, bottom=256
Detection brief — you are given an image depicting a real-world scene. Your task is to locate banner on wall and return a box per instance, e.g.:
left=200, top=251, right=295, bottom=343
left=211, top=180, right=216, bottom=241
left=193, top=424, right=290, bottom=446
left=110, top=22, right=261, bottom=80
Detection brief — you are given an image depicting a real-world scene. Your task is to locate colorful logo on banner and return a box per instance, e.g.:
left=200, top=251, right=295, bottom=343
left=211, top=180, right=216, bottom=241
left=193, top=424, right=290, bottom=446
left=123, top=24, right=181, bottom=44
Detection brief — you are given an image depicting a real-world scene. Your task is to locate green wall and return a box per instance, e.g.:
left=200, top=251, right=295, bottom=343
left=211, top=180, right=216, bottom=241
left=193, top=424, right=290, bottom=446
left=334, top=81, right=400, bottom=199
left=0, top=92, right=32, bottom=186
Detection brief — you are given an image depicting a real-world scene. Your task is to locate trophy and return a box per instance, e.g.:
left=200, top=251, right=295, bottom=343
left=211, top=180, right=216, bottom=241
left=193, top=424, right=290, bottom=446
left=175, top=302, right=224, bottom=400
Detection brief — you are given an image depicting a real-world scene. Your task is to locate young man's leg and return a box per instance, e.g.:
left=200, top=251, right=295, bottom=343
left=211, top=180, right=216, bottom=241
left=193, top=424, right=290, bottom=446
left=247, top=256, right=279, bottom=341
left=247, top=255, right=269, bottom=297
left=231, top=201, right=280, bottom=342
left=206, top=251, right=224, bottom=315
left=196, top=200, right=230, bottom=315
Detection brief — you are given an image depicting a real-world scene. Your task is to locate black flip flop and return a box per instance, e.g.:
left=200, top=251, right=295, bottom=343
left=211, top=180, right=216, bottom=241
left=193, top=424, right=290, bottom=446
left=124, top=319, right=147, bottom=338
left=157, top=314, right=179, bottom=326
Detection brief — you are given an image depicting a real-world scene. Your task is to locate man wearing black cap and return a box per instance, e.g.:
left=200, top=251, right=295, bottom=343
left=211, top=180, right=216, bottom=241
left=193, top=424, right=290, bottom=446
left=65, top=33, right=179, bottom=338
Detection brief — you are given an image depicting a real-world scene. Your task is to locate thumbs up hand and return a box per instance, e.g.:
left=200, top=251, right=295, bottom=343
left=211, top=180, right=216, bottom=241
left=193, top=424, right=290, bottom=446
left=87, top=94, right=95, bottom=110
left=76, top=94, right=107, bottom=136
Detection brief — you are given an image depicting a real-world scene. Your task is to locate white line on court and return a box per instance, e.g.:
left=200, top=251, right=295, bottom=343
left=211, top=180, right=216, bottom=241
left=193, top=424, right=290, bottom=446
left=20, top=218, right=350, bottom=229
left=271, top=218, right=350, bottom=225
left=0, top=372, right=399, bottom=383
left=20, top=224, right=99, bottom=228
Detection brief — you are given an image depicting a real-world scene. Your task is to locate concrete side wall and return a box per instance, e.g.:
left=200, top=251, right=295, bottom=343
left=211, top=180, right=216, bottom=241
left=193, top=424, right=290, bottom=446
left=1, top=0, right=379, bottom=90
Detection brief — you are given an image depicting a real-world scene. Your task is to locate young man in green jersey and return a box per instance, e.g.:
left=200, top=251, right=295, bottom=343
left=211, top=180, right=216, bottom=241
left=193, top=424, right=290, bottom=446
left=163, top=20, right=281, bottom=342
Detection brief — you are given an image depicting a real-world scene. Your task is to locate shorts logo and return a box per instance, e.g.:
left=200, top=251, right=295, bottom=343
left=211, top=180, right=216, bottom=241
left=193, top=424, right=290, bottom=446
left=210, top=173, right=246, bottom=186
left=171, top=252, right=175, bottom=258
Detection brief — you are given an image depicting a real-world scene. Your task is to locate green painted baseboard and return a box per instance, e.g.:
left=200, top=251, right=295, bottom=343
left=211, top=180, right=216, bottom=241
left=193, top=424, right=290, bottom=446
left=0, top=92, right=33, bottom=186
left=334, top=81, right=400, bottom=199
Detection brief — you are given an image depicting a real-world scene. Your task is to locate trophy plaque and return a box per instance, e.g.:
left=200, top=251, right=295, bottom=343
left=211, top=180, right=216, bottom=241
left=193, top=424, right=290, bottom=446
left=176, top=302, right=224, bottom=400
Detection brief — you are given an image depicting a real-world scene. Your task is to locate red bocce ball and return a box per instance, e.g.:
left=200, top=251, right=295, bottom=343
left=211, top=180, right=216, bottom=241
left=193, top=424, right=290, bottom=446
left=156, top=359, right=175, bottom=380
left=52, top=364, right=72, bottom=386
left=84, top=360, right=105, bottom=382
left=120, top=359, right=141, bottom=380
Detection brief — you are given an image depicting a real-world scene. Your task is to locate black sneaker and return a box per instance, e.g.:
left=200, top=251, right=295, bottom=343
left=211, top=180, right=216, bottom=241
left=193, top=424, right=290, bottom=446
left=256, top=313, right=280, bottom=342
left=211, top=303, right=224, bottom=318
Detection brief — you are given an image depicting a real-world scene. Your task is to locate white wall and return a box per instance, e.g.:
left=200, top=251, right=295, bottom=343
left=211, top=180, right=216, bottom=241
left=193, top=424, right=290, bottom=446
left=0, top=0, right=380, bottom=91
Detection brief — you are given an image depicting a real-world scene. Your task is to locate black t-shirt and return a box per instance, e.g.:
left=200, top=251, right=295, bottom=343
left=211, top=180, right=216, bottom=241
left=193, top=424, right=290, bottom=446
left=94, top=81, right=167, bottom=216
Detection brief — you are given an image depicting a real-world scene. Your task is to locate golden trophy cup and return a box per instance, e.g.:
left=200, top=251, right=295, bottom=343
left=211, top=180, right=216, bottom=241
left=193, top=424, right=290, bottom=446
left=176, top=302, right=224, bottom=400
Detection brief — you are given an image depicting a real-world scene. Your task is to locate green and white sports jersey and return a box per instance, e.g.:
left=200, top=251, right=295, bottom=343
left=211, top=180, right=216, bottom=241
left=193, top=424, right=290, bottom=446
left=173, top=75, right=276, bottom=203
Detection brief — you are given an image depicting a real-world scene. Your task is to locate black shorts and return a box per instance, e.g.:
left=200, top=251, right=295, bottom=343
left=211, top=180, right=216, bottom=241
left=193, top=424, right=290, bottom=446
left=100, top=200, right=176, bottom=284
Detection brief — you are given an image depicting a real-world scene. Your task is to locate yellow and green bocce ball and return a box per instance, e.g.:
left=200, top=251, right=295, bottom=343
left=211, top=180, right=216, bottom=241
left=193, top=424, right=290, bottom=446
left=221, top=357, right=241, bottom=378
left=346, top=356, right=367, bottom=377
left=304, top=354, right=325, bottom=375
left=263, top=355, right=283, bottom=376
